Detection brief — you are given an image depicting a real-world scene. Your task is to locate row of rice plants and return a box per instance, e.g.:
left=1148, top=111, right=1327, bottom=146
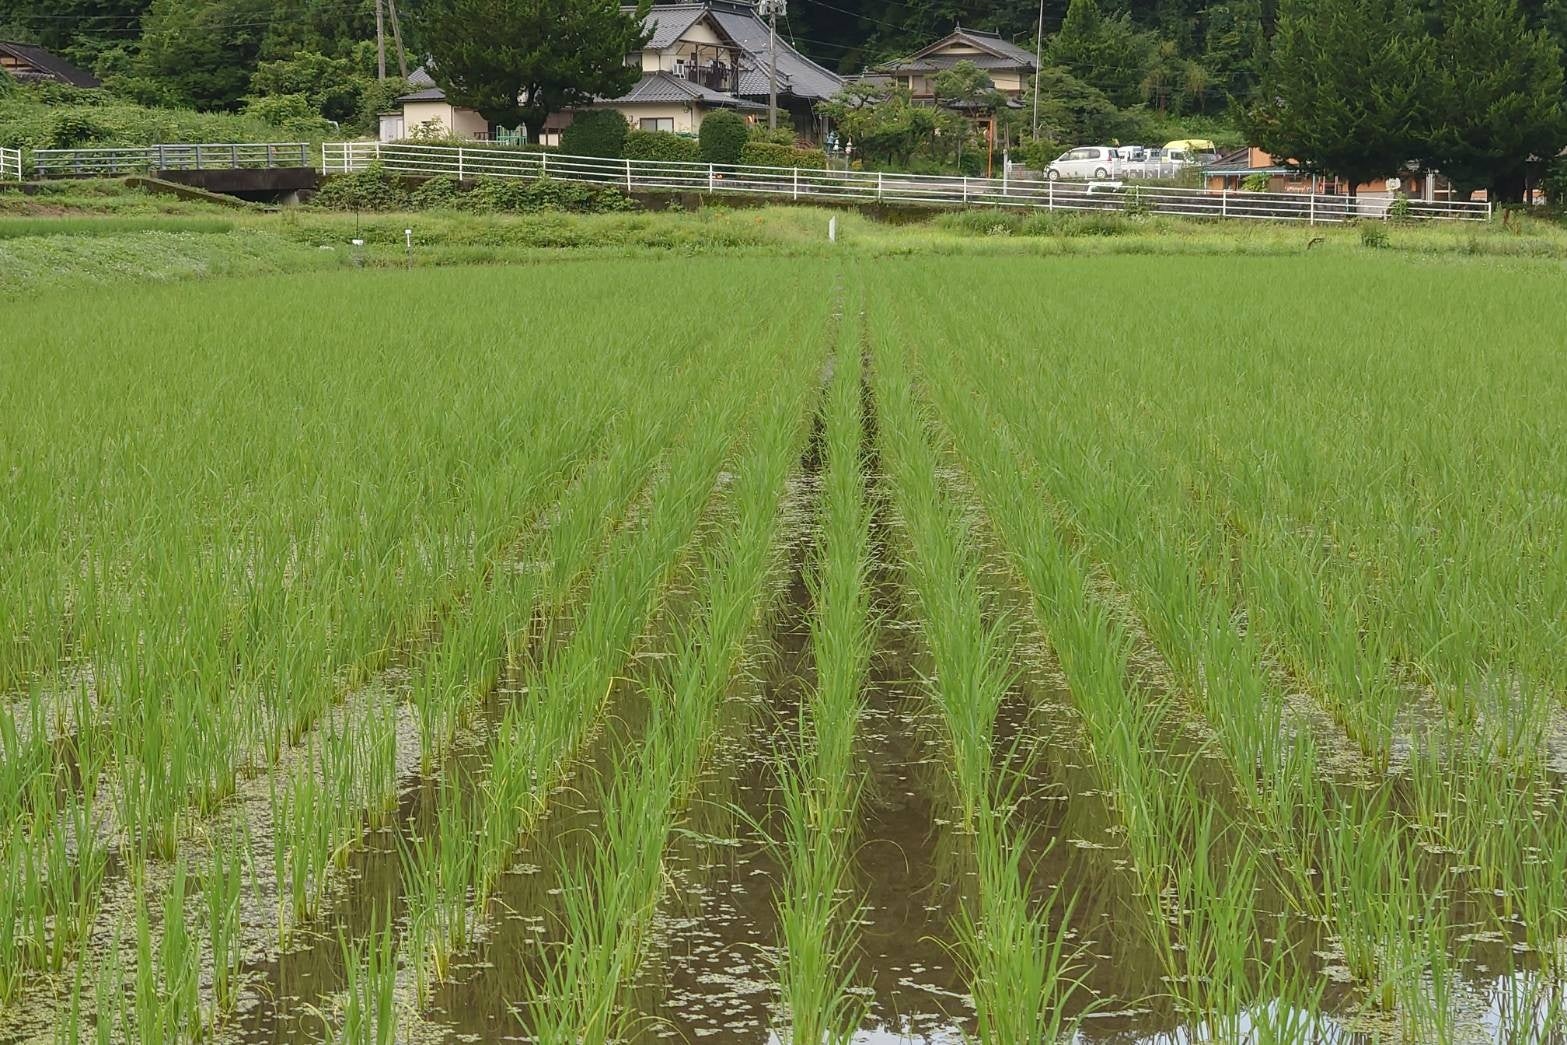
left=524, top=352, right=818, bottom=1042
left=772, top=311, right=874, bottom=1042
left=869, top=331, right=1084, bottom=1042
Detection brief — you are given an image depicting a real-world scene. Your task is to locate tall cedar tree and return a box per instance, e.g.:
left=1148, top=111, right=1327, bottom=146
left=1248, top=0, right=1433, bottom=193
left=415, top=0, right=651, bottom=141
left=1048, top=0, right=1157, bottom=108
left=1429, top=0, right=1566, bottom=200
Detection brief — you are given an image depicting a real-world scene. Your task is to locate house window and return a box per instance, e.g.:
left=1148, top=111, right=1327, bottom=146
left=640, top=118, right=674, bottom=132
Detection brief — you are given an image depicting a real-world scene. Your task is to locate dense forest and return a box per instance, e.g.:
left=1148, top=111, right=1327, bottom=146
left=3, top=0, right=1566, bottom=197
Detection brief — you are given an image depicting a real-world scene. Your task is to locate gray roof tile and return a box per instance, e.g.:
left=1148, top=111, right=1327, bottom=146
left=0, top=40, right=100, bottom=87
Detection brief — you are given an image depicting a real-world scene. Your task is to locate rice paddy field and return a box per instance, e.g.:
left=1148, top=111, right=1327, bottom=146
left=2, top=252, right=1566, bottom=1044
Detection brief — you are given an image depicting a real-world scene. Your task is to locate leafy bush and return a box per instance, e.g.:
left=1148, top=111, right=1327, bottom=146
left=738, top=142, right=827, bottom=169
left=623, top=130, right=700, bottom=163
left=561, top=109, right=629, bottom=158
left=1359, top=221, right=1389, bottom=249
left=0, top=84, right=297, bottom=150
left=410, top=175, right=462, bottom=209
left=311, top=164, right=412, bottom=211
left=698, top=110, right=748, bottom=165
left=312, top=167, right=635, bottom=214
left=747, top=125, right=796, bottom=146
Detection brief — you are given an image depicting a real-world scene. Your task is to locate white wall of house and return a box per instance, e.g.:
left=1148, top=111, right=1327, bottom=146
left=594, top=101, right=709, bottom=134
left=401, top=100, right=490, bottom=139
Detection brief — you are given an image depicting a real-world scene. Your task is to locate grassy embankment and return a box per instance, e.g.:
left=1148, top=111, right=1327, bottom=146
left=4, top=177, right=1567, bottom=297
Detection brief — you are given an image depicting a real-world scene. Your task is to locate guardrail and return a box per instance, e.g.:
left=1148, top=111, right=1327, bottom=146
left=31, top=143, right=311, bottom=178
left=322, top=141, right=1493, bottom=223
left=1, top=147, right=21, bottom=182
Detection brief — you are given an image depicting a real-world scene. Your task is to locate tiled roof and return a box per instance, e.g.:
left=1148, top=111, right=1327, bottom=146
left=881, top=27, right=1038, bottom=74
left=640, top=4, right=710, bottom=49
left=397, top=87, right=448, bottom=102
left=0, top=40, right=100, bottom=87
left=606, top=71, right=765, bottom=110
left=407, top=66, right=438, bottom=88
left=618, top=3, right=843, bottom=101
left=881, top=53, right=1029, bottom=73
left=707, top=7, right=844, bottom=100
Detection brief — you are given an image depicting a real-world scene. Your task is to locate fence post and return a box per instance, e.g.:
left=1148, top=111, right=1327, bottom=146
left=1002, top=163, right=1008, bottom=196
left=708, top=163, right=715, bottom=192
left=458, top=147, right=465, bottom=181
left=626, top=157, right=633, bottom=191
left=793, top=167, right=799, bottom=200
left=1048, top=178, right=1054, bottom=211
left=877, top=171, right=883, bottom=201
left=962, top=175, right=968, bottom=203
left=1222, top=188, right=1228, bottom=218
left=266, top=144, right=275, bottom=167
left=194, top=143, right=203, bottom=169
left=230, top=143, right=238, bottom=167
left=1309, top=194, right=1316, bottom=226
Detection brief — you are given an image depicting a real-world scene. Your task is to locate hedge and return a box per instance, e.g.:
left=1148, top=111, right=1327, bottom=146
left=560, top=109, right=628, bottom=159
left=738, top=142, right=828, bottom=169
left=622, top=130, right=700, bottom=163
left=0, top=87, right=295, bottom=151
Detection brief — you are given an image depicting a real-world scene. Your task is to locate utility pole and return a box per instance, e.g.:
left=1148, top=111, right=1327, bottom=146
left=758, top=0, right=786, bottom=130
left=387, top=0, right=409, bottom=81
left=1031, top=0, right=1044, bottom=138
left=375, top=0, right=387, bottom=80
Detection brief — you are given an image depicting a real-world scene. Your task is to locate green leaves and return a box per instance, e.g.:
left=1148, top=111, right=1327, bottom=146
left=413, top=0, right=652, bottom=139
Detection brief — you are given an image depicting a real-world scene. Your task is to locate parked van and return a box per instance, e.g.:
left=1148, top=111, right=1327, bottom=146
left=1162, top=139, right=1218, bottom=167
left=1045, top=146, right=1121, bottom=180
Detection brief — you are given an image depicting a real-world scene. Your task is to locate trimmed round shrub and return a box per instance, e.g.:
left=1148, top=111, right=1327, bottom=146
left=560, top=109, right=628, bottom=158
left=623, top=129, right=700, bottom=163
left=698, top=109, right=748, bottom=165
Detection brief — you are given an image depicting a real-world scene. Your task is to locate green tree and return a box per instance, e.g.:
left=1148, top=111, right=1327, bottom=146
left=1048, top=0, right=1156, bottom=107
left=817, top=81, right=947, bottom=168
left=413, top=0, right=651, bottom=142
left=250, top=51, right=367, bottom=124
left=1248, top=0, right=1434, bottom=194
left=1027, top=65, right=1141, bottom=145
left=1200, top=0, right=1266, bottom=103
left=122, top=0, right=271, bottom=110
left=1429, top=0, right=1566, bottom=201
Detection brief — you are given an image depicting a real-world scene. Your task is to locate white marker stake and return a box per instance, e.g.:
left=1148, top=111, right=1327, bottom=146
left=828, top=216, right=837, bottom=243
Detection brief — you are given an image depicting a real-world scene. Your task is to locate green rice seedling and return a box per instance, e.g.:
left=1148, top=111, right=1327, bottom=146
left=204, top=826, right=247, bottom=1019
left=335, top=912, right=399, bottom=1045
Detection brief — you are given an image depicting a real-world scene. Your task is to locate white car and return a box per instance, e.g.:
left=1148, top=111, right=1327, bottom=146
left=1046, top=146, right=1121, bottom=180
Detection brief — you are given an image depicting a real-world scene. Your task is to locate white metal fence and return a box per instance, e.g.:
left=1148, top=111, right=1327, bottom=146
left=1, top=147, right=20, bottom=182
left=322, top=141, right=1493, bottom=223
left=31, top=143, right=311, bottom=178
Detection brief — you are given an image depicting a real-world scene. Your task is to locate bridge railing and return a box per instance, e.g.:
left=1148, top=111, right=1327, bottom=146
left=1, top=147, right=21, bottom=182
left=321, top=140, right=1494, bottom=223
left=30, top=143, right=311, bottom=178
